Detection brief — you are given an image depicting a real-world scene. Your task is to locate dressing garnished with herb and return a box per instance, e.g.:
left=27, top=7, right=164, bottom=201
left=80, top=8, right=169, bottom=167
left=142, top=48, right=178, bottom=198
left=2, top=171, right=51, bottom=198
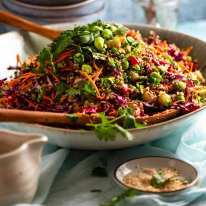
left=123, top=167, right=188, bottom=192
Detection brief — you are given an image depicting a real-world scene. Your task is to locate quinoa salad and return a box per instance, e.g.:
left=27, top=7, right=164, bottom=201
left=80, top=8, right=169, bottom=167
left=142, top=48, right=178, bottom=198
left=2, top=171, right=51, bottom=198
left=0, top=21, right=205, bottom=140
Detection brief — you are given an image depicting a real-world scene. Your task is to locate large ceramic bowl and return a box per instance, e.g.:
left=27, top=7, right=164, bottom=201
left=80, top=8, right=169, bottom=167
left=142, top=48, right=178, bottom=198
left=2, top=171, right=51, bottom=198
left=0, top=23, right=206, bottom=150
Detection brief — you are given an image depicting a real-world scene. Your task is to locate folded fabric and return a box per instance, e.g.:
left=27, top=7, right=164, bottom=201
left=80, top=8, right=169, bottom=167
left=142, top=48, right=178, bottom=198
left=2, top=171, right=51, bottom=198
left=6, top=114, right=206, bottom=206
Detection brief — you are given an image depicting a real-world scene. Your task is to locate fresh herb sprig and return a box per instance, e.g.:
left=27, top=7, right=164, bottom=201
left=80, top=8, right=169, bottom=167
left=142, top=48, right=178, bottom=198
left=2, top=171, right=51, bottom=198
left=151, top=170, right=168, bottom=188
left=100, top=189, right=138, bottom=206
left=118, top=107, right=145, bottom=129
left=38, top=48, right=56, bottom=73
left=88, top=113, right=133, bottom=141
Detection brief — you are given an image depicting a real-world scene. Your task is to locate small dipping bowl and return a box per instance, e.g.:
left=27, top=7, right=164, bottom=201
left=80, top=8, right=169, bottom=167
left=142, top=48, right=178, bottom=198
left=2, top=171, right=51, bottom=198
left=114, top=156, right=198, bottom=195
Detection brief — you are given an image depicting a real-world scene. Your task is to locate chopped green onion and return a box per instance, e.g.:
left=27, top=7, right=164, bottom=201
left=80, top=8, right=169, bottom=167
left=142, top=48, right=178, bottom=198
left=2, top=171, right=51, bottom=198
left=73, top=53, right=84, bottom=65
left=94, top=37, right=105, bottom=51
left=150, top=72, right=162, bottom=84
left=102, top=29, right=113, bottom=39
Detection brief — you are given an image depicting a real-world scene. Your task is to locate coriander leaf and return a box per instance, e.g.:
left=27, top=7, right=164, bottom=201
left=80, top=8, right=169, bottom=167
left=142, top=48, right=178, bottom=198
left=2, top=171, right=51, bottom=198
left=93, top=123, right=118, bottom=141
left=83, top=82, right=96, bottom=95
left=100, top=189, right=138, bottom=206
left=36, top=87, right=44, bottom=103
left=67, top=113, right=79, bottom=122
left=38, top=48, right=55, bottom=72
left=51, top=30, right=73, bottom=58
left=73, top=53, right=84, bottom=65
left=66, top=87, right=81, bottom=96
left=114, top=124, right=133, bottom=140
left=91, top=166, right=108, bottom=177
left=118, top=107, right=145, bottom=129
left=98, top=112, right=110, bottom=124
left=100, top=77, right=115, bottom=89
left=55, top=82, right=67, bottom=98
left=151, top=172, right=168, bottom=188
left=88, top=113, right=133, bottom=141
left=123, top=114, right=145, bottom=129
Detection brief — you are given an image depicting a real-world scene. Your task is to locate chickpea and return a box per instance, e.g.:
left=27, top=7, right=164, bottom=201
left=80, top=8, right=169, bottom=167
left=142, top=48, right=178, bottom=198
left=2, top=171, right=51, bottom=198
left=199, top=89, right=206, bottom=97
left=143, top=89, right=157, bottom=103
left=130, top=71, right=139, bottom=82
left=158, top=91, right=172, bottom=107
left=102, top=29, right=113, bottom=39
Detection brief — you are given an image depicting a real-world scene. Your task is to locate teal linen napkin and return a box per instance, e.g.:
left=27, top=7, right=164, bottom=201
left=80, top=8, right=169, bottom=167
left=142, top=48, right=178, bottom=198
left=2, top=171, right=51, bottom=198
left=10, top=113, right=206, bottom=206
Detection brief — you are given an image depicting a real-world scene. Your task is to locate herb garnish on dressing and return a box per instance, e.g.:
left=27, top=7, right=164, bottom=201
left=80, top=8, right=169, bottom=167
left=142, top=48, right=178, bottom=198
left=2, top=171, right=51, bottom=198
left=123, top=167, right=188, bottom=192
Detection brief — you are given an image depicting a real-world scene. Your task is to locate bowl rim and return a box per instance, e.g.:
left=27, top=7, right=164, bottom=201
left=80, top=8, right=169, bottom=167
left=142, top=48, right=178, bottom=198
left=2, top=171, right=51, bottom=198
left=4, top=0, right=97, bottom=10
left=113, top=156, right=199, bottom=194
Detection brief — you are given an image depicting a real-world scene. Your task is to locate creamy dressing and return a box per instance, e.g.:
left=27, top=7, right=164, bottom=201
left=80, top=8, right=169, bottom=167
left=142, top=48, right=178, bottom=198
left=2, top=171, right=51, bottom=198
left=123, top=167, right=188, bottom=192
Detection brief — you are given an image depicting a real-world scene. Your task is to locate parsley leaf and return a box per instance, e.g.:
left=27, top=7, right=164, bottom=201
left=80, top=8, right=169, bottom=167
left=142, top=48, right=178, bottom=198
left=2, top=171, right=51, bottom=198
left=100, top=189, right=138, bottom=206
left=88, top=113, right=133, bottom=141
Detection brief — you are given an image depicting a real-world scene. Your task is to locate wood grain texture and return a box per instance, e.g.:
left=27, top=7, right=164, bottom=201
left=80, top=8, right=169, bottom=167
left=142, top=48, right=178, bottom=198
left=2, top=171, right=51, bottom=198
left=0, top=11, right=60, bottom=39
left=0, top=108, right=179, bottom=126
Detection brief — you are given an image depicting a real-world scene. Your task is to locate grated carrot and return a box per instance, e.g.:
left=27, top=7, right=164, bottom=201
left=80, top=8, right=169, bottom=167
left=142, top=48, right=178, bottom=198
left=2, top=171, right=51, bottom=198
left=16, top=54, right=22, bottom=67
